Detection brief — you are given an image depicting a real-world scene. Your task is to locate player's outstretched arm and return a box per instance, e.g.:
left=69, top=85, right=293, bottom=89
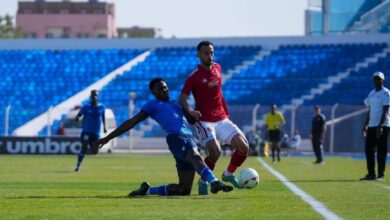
left=96, top=111, right=148, bottom=148
left=179, top=93, right=201, bottom=120
left=75, top=108, right=83, bottom=122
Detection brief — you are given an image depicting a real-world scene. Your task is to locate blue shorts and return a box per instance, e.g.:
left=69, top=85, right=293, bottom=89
left=166, top=133, right=197, bottom=171
left=80, top=132, right=99, bottom=146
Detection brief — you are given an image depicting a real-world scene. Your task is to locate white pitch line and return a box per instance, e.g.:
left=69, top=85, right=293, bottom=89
left=256, top=157, right=342, bottom=220
left=374, top=183, right=390, bottom=190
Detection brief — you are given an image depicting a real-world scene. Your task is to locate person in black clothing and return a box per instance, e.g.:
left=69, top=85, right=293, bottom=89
left=311, top=106, right=326, bottom=164
left=361, top=71, right=389, bottom=181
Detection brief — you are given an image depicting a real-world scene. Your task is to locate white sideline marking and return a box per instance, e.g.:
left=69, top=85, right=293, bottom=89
left=374, top=183, right=390, bottom=190
left=256, top=157, right=342, bottom=220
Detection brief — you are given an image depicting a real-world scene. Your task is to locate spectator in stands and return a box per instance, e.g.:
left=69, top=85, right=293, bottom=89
left=311, top=106, right=326, bottom=164
left=361, top=72, right=389, bottom=181
left=265, top=104, right=285, bottom=163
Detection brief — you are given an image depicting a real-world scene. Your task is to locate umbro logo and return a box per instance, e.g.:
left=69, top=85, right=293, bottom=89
left=202, top=78, right=207, bottom=83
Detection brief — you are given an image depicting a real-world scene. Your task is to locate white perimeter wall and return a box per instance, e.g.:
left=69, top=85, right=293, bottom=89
left=0, top=34, right=389, bottom=51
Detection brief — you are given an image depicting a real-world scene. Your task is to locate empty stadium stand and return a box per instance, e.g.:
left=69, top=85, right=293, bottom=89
left=0, top=49, right=144, bottom=134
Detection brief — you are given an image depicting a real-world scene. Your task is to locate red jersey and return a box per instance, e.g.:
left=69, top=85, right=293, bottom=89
left=181, top=63, right=229, bottom=122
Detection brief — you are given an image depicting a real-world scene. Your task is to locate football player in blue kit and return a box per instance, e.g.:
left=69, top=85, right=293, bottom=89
left=74, top=90, right=106, bottom=172
left=96, top=78, right=233, bottom=196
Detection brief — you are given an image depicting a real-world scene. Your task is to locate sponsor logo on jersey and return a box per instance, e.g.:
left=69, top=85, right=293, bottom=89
left=208, top=80, right=219, bottom=88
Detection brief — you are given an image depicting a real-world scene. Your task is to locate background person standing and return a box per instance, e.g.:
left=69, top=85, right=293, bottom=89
left=361, top=71, right=389, bottom=181
left=311, top=106, right=326, bottom=164
left=264, top=104, right=285, bottom=163
left=74, top=90, right=106, bottom=172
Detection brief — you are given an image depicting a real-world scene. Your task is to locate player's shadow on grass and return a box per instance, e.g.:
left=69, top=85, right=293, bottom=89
left=41, top=171, right=74, bottom=173
left=266, top=179, right=359, bottom=183
left=6, top=195, right=127, bottom=200
left=6, top=195, right=239, bottom=200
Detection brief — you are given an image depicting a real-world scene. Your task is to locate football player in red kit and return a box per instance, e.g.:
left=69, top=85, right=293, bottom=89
left=180, top=41, right=249, bottom=195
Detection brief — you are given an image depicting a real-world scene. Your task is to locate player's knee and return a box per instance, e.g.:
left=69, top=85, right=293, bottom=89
left=81, top=143, right=88, bottom=154
left=192, top=153, right=203, bottom=163
left=178, top=187, right=192, bottom=196
left=232, top=135, right=249, bottom=154
left=208, top=147, right=221, bottom=161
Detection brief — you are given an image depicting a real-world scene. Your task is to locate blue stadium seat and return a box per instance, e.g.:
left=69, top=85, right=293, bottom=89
left=0, top=49, right=144, bottom=135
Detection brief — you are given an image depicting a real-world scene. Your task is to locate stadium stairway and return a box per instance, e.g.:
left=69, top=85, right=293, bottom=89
left=222, top=49, right=275, bottom=84
left=248, top=43, right=390, bottom=131
left=14, top=50, right=151, bottom=136
left=289, top=44, right=390, bottom=107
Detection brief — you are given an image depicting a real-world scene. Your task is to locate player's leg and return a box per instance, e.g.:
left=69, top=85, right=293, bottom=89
left=361, top=128, right=377, bottom=180
left=142, top=169, right=194, bottom=196
left=176, top=169, right=195, bottom=195
left=311, top=138, right=319, bottom=162
left=193, top=121, right=220, bottom=194
left=75, top=132, right=89, bottom=172
left=184, top=141, right=233, bottom=194
left=89, top=133, right=100, bottom=155
left=216, top=119, right=248, bottom=188
left=194, top=121, right=220, bottom=170
left=275, top=130, right=281, bottom=161
left=317, top=139, right=324, bottom=163
left=276, top=141, right=281, bottom=161
left=269, top=131, right=276, bottom=162
left=271, top=142, right=276, bottom=162
left=376, top=127, right=388, bottom=180
left=128, top=157, right=190, bottom=197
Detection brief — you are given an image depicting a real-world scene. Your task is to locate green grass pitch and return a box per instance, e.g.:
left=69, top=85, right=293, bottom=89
left=0, top=154, right=389, bottom=219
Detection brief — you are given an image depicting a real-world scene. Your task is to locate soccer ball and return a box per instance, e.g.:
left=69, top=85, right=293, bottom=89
left=239, top=168, right=259, bottom=188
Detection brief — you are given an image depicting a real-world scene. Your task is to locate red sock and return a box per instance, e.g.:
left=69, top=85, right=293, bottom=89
left=227, top=150, right=248, bottom=173
left=204, top=157, right=216, bottom=170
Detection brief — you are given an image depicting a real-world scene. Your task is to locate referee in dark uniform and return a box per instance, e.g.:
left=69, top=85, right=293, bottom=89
left=361, top=71, right=389, bottom=181
left=311, top=106, right=326, bottom=164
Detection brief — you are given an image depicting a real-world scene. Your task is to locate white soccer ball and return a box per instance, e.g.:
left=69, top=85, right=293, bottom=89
left=239, top=168, right=259, bottom=188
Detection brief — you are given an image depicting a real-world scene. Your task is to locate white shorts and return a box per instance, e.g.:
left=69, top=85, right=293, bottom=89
left=192, top=118, right=244, bottom=146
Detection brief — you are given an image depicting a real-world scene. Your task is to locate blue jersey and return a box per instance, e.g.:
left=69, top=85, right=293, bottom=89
left=79, top=104, right=105, bottom=135
left=141, top=100, right=192, bottom=135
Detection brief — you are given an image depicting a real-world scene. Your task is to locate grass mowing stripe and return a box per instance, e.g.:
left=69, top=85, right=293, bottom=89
left=256, top=157, right=342, bottom=220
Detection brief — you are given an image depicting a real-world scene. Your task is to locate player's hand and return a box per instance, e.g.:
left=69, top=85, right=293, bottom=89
left=96, top=138, right=109, bottom=149
left=362, top=126, right=368, bottom=137
left=104, top=128, right=107, bottom=134
left=189, top=110, right=202, bottom=120
left=376, top=126, right=383, bottom=138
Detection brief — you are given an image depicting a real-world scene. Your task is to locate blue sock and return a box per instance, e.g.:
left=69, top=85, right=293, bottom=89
left=76, top=153, right=84, bottom=168
left=200, top=167, right=218, bottom=184
left=149, top=185, right=168, bottom=196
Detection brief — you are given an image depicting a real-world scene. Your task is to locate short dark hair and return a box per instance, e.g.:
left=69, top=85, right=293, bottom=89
left=197, top=41, right=214, bottom=51
left=91, top=90, right=98, bottom=95
left=149, top=77, right=165, bottom=91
